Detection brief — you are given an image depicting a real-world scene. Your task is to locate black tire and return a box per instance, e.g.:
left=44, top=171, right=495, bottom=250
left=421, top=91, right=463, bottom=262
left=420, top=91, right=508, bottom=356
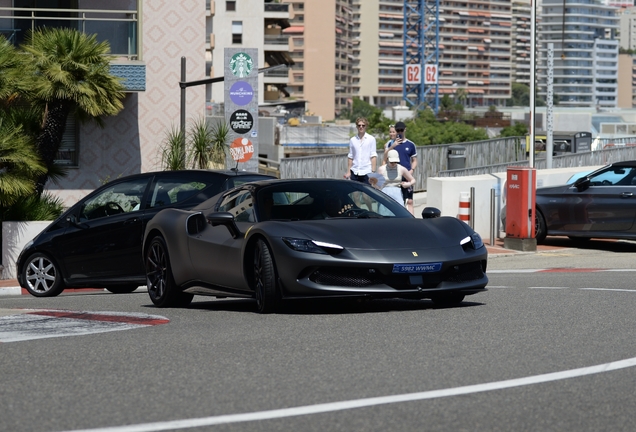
left=535, top=210, right=547, bottom=244
left=253, top=239, right=280, bottom=313
left=22, top=252, right=64, bottom=297
left=145, top=236, right=193, bottom=308
left=106, top=285, right=140, bottom=294
left=431, top=293, right=465, bottom=307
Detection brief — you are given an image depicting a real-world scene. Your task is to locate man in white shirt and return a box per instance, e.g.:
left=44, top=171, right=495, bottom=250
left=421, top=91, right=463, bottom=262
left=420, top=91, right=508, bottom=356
left=345, top=117, right=377, bottom=184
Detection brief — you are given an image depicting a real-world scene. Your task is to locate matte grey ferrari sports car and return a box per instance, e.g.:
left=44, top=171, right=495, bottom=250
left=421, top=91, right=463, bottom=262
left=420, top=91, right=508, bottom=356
left=143, top=179, right=488, bottom=312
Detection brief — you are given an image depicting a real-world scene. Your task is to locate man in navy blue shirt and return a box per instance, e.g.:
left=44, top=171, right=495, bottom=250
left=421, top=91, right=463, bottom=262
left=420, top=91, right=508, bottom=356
left=383, top=121, right=417, bottom=215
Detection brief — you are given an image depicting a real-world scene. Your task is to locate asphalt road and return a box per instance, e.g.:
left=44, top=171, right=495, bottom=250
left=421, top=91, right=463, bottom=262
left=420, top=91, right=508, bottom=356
left=2, top=239, right=636, bottom=432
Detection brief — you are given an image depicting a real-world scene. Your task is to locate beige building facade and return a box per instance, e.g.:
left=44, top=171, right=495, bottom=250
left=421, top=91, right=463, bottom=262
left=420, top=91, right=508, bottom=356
left=1, top=1, right=206, bottom=205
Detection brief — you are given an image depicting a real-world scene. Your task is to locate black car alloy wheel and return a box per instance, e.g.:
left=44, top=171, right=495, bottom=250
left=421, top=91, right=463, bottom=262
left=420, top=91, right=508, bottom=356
left=145, top=236, right=193, bottom=308
left=253, top=239, right=280, bottom=313
left=23, top=253, right=64, bottom=297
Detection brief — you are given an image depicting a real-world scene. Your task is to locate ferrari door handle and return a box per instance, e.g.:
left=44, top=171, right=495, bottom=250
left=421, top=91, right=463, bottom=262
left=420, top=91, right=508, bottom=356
left=123, top=218, right=140, bottom=224
left=620, top=192, right=633, bottom=198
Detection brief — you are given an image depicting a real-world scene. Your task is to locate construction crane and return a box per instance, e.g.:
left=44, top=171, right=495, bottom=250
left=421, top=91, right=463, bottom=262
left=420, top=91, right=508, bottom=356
left=403, top=0, right=440, bottom=113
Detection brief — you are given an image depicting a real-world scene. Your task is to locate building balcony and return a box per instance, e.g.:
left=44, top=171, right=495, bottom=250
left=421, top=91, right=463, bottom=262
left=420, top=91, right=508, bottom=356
left=264, top=35, right=290, bottom=51
left=0, top=5, right=139, bottom=59
left=0, top=5, right=143, bottom=91
left=264, top=3, right=289, bottom=18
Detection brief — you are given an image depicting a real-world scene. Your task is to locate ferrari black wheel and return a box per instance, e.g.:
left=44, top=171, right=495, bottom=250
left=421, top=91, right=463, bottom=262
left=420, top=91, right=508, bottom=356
left=535, top=210, right=547, bottom=244
left=254, top=239, right=280, bottom=313
left=22, top=252, right=64, bottom=297
left=145, top=236, right=193, bottom=308
left=105, top=285, right=139, bottom=294
left=431, top=293, right=465, bottom=307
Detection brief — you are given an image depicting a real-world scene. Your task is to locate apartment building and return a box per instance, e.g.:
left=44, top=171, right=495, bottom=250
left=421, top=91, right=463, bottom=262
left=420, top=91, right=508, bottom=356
left=538, top=0, right=620, bottom=108
left=280, top=0, right=354, bottom=121
left=0, top=1, right=206, bottom=205
left=512, top=1, right=532, bottom=86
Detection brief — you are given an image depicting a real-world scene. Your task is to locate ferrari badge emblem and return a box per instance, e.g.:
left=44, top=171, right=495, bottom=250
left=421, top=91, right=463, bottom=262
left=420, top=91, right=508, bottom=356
left=412, top=252, right=418, bottom=257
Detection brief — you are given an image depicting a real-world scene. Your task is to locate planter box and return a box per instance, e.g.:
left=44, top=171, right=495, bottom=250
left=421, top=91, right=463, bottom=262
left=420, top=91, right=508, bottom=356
left=2, top=221, right=51, bottom=280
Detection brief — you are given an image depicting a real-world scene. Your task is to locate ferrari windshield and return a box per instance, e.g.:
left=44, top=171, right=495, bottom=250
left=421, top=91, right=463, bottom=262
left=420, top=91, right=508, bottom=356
left=256, top=180, right=413, bottom=221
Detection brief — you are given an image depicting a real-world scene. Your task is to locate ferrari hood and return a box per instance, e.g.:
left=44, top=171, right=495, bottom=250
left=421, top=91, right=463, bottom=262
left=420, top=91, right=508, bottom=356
left=265, top=217, right=472, bottom=251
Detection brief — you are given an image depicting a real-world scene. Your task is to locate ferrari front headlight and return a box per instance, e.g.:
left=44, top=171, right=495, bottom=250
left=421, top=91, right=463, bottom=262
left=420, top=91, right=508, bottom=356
left=460, top=233, right=484, bottom=250
left=282, top=238, right=343, bottom=255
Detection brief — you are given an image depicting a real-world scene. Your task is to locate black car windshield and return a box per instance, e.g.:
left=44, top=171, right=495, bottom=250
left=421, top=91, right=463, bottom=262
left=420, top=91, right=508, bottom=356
left=256, top=180, right=413, bottom=221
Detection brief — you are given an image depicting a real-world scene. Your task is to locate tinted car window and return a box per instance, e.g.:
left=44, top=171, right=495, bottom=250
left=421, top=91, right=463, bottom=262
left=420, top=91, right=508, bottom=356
left=589, top=167, right=636, bottom=186
left=256, top=181, right=412, bottom=221
left=80, top=178, right=149, bottom=221
left=146, top=173, right=222, bottom=209
left=218, top=189, right=255, bottom=222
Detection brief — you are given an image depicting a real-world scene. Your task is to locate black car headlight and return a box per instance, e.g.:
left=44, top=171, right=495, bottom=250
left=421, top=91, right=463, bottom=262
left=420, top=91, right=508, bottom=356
left=282, top=238, right=344, bottom=255
left=460, top=233, right=484, bottom=250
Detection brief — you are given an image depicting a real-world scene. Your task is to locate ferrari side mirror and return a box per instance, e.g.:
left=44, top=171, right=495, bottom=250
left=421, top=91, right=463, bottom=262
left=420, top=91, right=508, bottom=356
left=207, top=212, right=241, bottom=238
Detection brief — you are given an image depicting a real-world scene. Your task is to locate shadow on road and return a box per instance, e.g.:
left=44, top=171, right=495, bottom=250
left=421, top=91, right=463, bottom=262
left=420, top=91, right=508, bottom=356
left=177, top=297, right=484, bottom=315
left=543, top=237, right=636, bottom=253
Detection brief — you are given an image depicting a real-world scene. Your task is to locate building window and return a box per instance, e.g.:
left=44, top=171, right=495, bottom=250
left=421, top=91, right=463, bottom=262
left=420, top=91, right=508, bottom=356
left=232, top=21, right=242, bottom=44
left=55, top=114, right=79, bottom=167
left=226, top=1, right=236, bottom=11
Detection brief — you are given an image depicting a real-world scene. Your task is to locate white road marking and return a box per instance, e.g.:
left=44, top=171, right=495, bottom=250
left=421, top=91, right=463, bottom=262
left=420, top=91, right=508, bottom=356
left=581, top=288, right=636, bottom=293
left=0, top=309, right=169, bottom=343
left=489, top=268, right=636, bottom=274
left=62, top=357, right=636, bottom=432
left=529, top=287, right=569, bottom=290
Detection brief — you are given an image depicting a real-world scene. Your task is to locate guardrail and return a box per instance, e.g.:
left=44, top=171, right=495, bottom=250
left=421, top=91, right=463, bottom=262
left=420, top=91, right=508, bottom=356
left=280, top=136, right=527, bottom=191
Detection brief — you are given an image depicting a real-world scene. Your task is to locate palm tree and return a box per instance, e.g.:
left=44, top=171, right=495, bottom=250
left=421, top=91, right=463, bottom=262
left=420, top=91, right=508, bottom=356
left=454, top=88, right=468, bottom=107
left=0, top=36, right=21, bottom=102
left=19, top=28, right=125, bottom=193
left=0, top=120, right=47, bottom=208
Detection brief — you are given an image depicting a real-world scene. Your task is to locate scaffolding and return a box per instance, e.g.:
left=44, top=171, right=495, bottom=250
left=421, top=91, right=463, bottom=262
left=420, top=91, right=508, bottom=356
left=403, top=0, right=439, bottom=113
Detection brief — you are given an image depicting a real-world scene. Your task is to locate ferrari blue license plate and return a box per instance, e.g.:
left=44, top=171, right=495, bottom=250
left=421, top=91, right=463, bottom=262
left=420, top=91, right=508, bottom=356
left=392, top=262, right=442, bottom=274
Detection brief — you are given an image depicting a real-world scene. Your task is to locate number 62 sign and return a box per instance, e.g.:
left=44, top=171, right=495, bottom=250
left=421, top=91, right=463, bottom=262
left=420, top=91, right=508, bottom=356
left=424, top=64, right=438, bottom=85
left=405, top=64, right=438, bottom=85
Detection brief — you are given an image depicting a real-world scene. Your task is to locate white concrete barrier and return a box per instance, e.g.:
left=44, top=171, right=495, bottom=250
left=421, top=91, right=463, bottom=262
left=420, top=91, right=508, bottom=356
left=427, top=166, right=603, bottom=240
left=2, top=221, right=50, bottom=280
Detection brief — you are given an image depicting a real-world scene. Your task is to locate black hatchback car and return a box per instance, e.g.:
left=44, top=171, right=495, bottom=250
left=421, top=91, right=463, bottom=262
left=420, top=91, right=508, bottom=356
left=16, top=169, right=274, bottom=297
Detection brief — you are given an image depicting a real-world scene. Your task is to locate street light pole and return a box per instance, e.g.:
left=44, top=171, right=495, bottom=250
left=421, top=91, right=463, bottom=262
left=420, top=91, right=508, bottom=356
left=529, top=0, right=536, bottom=168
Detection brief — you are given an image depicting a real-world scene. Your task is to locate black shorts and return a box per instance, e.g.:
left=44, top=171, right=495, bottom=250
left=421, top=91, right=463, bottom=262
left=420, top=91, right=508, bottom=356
left=350, top=171, right=370, bottom=184
left=401, top=177, right=414, bottom=200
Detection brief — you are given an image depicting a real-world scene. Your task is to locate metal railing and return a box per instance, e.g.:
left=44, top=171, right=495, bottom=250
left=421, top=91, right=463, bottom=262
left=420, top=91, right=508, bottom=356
left=0, top=6, right=139, bottom=59
left=280, top=136, right=527, bottom=191
left=279, top=136, right=636, bottom=190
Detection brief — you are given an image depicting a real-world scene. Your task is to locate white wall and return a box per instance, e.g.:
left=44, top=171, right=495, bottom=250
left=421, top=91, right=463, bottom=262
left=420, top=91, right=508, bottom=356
left=2, top=222, right=50, bottom=280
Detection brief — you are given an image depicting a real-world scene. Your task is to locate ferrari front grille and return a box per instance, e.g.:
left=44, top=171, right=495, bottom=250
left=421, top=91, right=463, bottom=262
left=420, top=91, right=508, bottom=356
left=442, top=261, right=485, bottom=283
left=309, top=268, right=383, bottom=288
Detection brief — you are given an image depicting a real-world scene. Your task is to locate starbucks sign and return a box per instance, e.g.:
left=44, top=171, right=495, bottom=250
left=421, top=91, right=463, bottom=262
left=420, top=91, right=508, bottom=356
left=229, top=52, right=253, bottom=78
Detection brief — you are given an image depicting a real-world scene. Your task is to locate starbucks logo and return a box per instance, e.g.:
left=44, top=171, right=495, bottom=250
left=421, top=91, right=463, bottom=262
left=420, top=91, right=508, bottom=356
left=229, top=52, right=253, bottom=78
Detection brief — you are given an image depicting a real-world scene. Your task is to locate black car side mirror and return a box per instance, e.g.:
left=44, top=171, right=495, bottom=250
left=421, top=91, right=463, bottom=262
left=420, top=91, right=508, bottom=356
left=421, top=207, right=441, bottom=219
left=66, top=214, right=88, bottom=229
left=573, top=176, right=590, bottom=192
left=207, top=212, right=241, bottom=239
